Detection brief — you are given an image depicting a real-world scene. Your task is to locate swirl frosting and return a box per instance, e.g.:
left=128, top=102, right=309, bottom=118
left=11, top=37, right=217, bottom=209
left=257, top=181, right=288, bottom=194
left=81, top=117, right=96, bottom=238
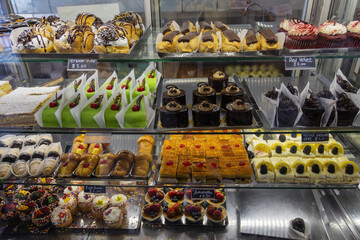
left=347, top=21, right=360, bottom=33
left=288, top=22, right=319, bottom=36
left=166, top=84, right=181, bottom=96
left=232, top=99, right=247, bottom=111
left=225, top=83, right=242, bottom=94
left=213, top=70, right=226, bottom=79
left=319, top=21, right=346, bottom=35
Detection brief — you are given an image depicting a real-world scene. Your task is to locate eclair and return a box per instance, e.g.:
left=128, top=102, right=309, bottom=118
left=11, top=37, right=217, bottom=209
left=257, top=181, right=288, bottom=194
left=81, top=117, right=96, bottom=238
left=177, top=32, right=199, bottom=53
left=198, top=31, right=219, bottom=52
left=157, top=30, right=180, bottom=53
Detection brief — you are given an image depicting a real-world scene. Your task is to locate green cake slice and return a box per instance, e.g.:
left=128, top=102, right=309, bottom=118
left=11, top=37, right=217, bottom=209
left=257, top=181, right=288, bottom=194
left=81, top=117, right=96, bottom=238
left=62, top=94, right=81, bottom=128
left=100, top=76, right=117, bottom=99
left=104, top=92, right=122, bottom=128
left=116, top=76, right=132, bottom=103
left=145, top=69, right=157, bottom=93
left=81, top=94, right=104, bottom=128
left=42, top=93, right=62, bottom=127
left=124, top=95, right=147, bottom=128
left=84, top=78, right=96, bottom=99
left=132, top=78, right=150, bottom=100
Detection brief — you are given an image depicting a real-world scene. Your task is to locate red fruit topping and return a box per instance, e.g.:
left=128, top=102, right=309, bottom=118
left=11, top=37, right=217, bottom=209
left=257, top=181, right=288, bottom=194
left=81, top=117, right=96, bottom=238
left=239, top=161, right=245, bottom=166
left=185, top=205, right=193, bottom=215
left=176, top=191, right=184, bottom=199
left=100, top=160, right=107, bottom=164
left=68, top=187, right=72, bottom=191
left=155, top=192, right=164, bottom=200
left=111, top=104, right=119, bottom=110
left=210, top=146, right=215, bottom=150
left=196, top=162, right=204, bottom=168
left=235, top=144, right=240, bottom=147
left=94, top=144, right=100, bottom=148
left=183, top=161, right=191, bottom=167
left=222, top=130, right=227, bottom=132
left=132, top=105, right=139, bottom=111
left=147, top=188, right=158, bottom=197
left=195, top=145, right=201, bottom=148
left=63, top=162, right=69, bottom=167
left=121, top=85, right=128, bottom=89
left=78, top=144, right=85, bottom=149
left=211, top=162, right=217, bottom=168
left=90, top=103, right=98, bottom=108
left=87, top=88, right=94, bottom=93
left=166, top=146, right=171, bottom=149
left=168, top=191, right=177, bottom=199
left=69, top=102, right=76, bottom=108
left=192, top=205, right=201, bottom=212
left=173, top=203, right=182, bottom=214
left=226, top=163, right=231, bottom=167
left=137, top=87, right=145, bottom=92
left=143, top=205, right=152, bottom=215
left=148, top=74, right=154, bottom=78
left=207, top=205, right=216, bottom=215
left=167, top=208, right=176, bottom=218
left=151, top=203, right=161, bottom=213
left=222, top=145, right=228, bottom=149
left=83, top=162, right=90, bottom=168
left=180, top=144, right=185, bottom=148
left=215, top=192, right=224, bottom=202
left=49, top=101, right=57, bottom=108
left=166, top=161, right=173, bottom=166
left=186, top=189, right=192, bottom=199
left=106, top=85, right=112, bottom=90
left=212, top=210, right=222, bottom=220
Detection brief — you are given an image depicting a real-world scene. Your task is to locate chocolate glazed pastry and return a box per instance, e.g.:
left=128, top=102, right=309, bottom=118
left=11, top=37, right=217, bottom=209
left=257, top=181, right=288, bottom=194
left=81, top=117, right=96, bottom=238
left=193, top=82, right=216, bottom=105
left=213, top=21, right=229, bottom=31
left=159, top=101, right=189, bottom=128
left=192, top=100, right=220, bottom=127
left=221, top=82, right=245, bottom=109
left=162, top=21, right=173, bottom=35
left=316, top=87, right=335, bottom=125
left=278, top=94, right=298, bottom=127
left=208, top=69, right=229, bottom=93
left=336, top=92, right=359, bottom=126
left=162, top=84, right=186, bottom=105
left=226, top=99, right=253, bottom=126
left=199, top=21, right=212, bottom=31
left=180, top=20, right=192, bottom=35
left=259, top=28, right=278, bottom=43
left=299, top=92, right=325, bottom=126
left=162, top=31, right=180, bottom=43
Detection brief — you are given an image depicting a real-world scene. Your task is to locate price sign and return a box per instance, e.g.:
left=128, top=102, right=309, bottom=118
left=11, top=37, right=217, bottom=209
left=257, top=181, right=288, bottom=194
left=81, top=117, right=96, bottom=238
left=84, top=185, right=106, bottom=193
left=302, top=132, right=329, bottom=142
left=285, top=56, right=316, bottom=70
left=67, top=59, right=97, bottom=71
left=191, top=188, right=215, bottom=200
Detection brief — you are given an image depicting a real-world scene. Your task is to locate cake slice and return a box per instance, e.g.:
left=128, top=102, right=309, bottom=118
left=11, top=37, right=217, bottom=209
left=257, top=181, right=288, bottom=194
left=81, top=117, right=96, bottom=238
left=271, top=157, right=294, bottom=183
left=300, top=143, right=316, bottom=158
left=220, top=157, right=239, bottom=179
left=192, top=158, right=206, bottom=181
left=175, top=140, right=191, bottom=156
left=252, top=158, right=275, bottom=183
left=161, top=139, right=176, bottom=157
left=289, top=157, right=310, bottom=183
left=305, top=158, right=326, bottom=184
left=322, top=158, right=342, bottom=183
left=336, top=156, right=360, bottom=184
left=42, top=93, right=63, bottom=127
left=159, top=156, right=179, bottom=179
left=61, top=94, right=80, bottom=128
left=285, top=142, right=301, bottom=157
left=219, top=141, right=234, bottom=157
left=205, top=158, right=220, bottom=180
left=205, top=141, right=221, bottom=158
left=314, top=143, right=330, bottom=157
left=190, top=140, right=205, bottom=158
left=328, top=140, right=344, bottom=157
left=251, top=140, right=270, bottom=158
left=176, top=156, right=192, bottom=179
left=80, top=94, right=104, bottom=128
left=268, top=140, right=287, bottom=157
left=104, top=92, right=122, bottom=128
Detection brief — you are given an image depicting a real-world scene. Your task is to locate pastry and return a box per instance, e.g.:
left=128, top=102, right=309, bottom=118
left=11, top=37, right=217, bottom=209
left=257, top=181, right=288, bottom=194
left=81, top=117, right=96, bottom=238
left=225, top=99, right=253, bottom=126
left=145, top=188, right=165, bottom=204
left=112, top=151, right=134, bottom=177
left=32, top=207, right=51, bottom=227
left=0, top=135, right=15, bottom=147
left=142, top=203, right=163, bottom=222
left=336, top=93, right=359, bottom=126
left=64, top=186, right=83, bottom=197
left=110, top=194, right=127, bottom=210
left=87, top=143, right=103, bottom=155
left=94, top=23, right=130, bottom=54
left=113, top=21, right=139, bottom=43
left=328, top=140, right=344, bottom=156
left=206, top=205, right=227, bottom=224
left=213, top=21, right=230, bottom=32
left=185, top=204, right=205, bottom=223
left=104, top=92, right=122, bottom=128
left=163, top=202, right=183, bottom=222
left=221, top=82, right=244, bottom=109
left=252, top=158, right=275, bottom=182
left=336, top=74, right=358, bottom=93
left=259, top=28, right=281, bottom=50
left=103, top=207, right=124, bottom=229
left=323, top=159, right=342, bottom=183
left=73, top=134, right=85, bottom=144
left=29, top=159, right=42, bottom=175
left=316, top=20, right=346, bottom=48
left=192, top=100, right=220, bottom=127
left=32, top=145, right=47, bottom=159
left=162, top=21, right=176, bottom=35
left=12, top=160, right=27, bottom=176
left=289, top=157, right=310, bottom=183
left=74, top=153, right=100, bottom=177
left=19, top=146, right=34, bottom=161
left=46, top=143, right=61, bottom=158
left=206, top=158, right=221, bottom=180
left=176, top=32, right=199, bottom=53
left=221, top=29, right=241, bottom=52
left=75, top=13, right=103, bottom=29
left=95, top=153, right=117, bottom=177
left=51, top=206, right=73, bottom=228
left=92, top=195, right=109, bottom=219
left=9, top=136, right=24, bottom=148
left=11, top=27, right=54, bottom=53
left=112, top=12, right=144, bottom=38
left=208, top=70, right=229, bottom=93
left=17, top=201, right=36, bottom=222
left=160, top=101, right=189, bottom=128
left=177, top=156, right=192, bottom=179
left=159, top=156, right=178, bottom=179
left=162, top=84, right=186, bottom=106
left=193, top=82, right=216, bottom=105
left=41, top=93, right=62, bottom=127
left=59, top=194, right=78, bottom=216
left=207, top=190, right=226, bottom=205
left=180, top=20, right=196, bottom=35
left=41, top=15, right=65, bottom=34
left=38, top=134, right=53, bottom=145
left=299, top=92, right=325, bottom=126
left=78, top=191, right=95, bottom=212
left=289, top=218, right=309, bottom=239
left=346, top=20, right=360, bottom=47
left=337, top=156, right=360, bottom=184
left=137, top=135, right=155, bottom=159
left=145, top=68, right=158, bottom=93
left=277, top=94, right=298, bottom=127
left=157, top=30, right=180, bottom=53
left=306, top=159, right=326, bottom=184
left=84, top=74, right=98, bottom=100
left=199, top=21, right=212, bottom=33
left=271, top=157, right=294, bottom=183
left=80, top=94, right=104, bottom=128
left=123, top=95, right=149, bottom=128
left=242, top=29, right=260, bottom=51
left=192, top=159, right=206, bottom=181
left=165, top=190, right=185, bottom=204
left=57, top=153, right=81, bottom=177
left=198, top=31, right=219, bottom=52
left=133, top=153, right=151, bottom=176
left=61, top=93, right=81, bottom=127
left=41, top=193, right=59, bottom=209
left=285, top=21, right=318, bottom=49
left=0, top=162, right=11, bottom=179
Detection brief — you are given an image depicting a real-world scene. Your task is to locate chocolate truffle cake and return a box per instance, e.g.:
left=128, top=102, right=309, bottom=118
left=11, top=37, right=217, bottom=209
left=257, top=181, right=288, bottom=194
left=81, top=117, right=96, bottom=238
left=221, top=82, right=245, bottom=109
left=336, top=74, right=358, bottom=93
left=299, top=92, right=325, bottom=126
left=336, top=93, right=359, bottom=126
left=225, top=99, right=253, bottom=126
left=192, top=100, right=220, bottom=127
left=193, top=82, right=216, bottom=105
left=162, top=84, right=186, bottom=106
left=278, top=94, right=298, bottom=127
left=208, top=69, right=228, bottom=92
left=159, top=101, right=188, bottom=128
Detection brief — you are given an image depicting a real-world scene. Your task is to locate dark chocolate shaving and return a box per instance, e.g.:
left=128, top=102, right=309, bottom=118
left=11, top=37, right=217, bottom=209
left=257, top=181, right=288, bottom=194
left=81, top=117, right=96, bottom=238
left=213, top=21, right=228, bottom=31
left=180, top=20, right=191, bottom=34
left=199, top=21, right=212, bottom=30
left=245, top=29, right=258, bottom=44
left=259, top=28, right=278, bottom=43
left=202, top=31, right=214, bottom=42
left=162, top=21, right=173, bottom=35
left=223, top=29, right=240, bottom=42
left=162, top=31, right=179, bottom=43
left=178, top=32, right=198, bottom=42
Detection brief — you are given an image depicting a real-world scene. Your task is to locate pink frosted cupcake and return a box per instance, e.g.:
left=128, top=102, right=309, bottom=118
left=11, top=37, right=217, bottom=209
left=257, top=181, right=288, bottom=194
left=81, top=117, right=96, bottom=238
left=285, top=22, right=319, bottom=49
left=346, top=21, right=360, bottom=47
left=316, top=21, right=347, bottom=48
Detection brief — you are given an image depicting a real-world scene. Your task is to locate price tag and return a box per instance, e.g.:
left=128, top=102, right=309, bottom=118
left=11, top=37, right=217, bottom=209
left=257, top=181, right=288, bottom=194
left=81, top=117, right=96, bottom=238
left=191, top=188, right=215, bottom=200
left=84, top=185, right=106, bottom=193
left=85, top=132, right=112, bottom=143
left=285, top=55, right=316, bottom=70
left=67, top=59, right=97, bottom=71
left=302, top=132, right=329, bottom=142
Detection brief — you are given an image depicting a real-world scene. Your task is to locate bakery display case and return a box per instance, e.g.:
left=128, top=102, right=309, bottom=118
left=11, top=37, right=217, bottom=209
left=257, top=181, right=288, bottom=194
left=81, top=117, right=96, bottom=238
left=3, top=0, right=360, bottom=239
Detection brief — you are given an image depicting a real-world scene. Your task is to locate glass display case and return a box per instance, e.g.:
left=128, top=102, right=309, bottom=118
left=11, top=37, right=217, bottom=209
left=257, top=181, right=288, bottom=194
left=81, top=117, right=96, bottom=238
left=1, top=0, right=360, bottom=239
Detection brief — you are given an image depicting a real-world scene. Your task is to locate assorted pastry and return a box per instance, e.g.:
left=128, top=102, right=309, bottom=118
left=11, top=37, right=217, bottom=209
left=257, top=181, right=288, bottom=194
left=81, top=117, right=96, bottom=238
left=224, top=63, right=284, bottom=78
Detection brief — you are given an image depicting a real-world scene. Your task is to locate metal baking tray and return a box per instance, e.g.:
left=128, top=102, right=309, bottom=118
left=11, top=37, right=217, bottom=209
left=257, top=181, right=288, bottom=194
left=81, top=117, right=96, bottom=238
left=154, top=76, right=263, bottom=132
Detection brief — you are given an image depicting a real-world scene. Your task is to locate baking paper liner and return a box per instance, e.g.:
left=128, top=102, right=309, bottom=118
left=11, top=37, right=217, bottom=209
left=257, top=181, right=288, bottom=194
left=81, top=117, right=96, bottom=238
left=99, top=71, right=119, bottom=97
left=27, top=158, right=45, bottom=177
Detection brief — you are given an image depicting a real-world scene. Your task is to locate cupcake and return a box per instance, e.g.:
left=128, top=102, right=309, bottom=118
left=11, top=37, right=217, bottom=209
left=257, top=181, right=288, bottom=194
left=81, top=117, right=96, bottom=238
left=207, top=70, right=229, bottom=93
left=192, top=82, right=216, bottom=105
left=103, top=207, right=124, bottom=229
left=59, top=194, right=78, bottom=216
left=316, top=20, right=347, bottom=48
left=192, top=100, right=220, bottom=127
left=145, top=188, right=165, bottom=204
left=298, top=92, right=325, bottom=126
left=17, top=200, right=36, bottom=222
left=184, top=204, right=204, bottom=223
left=285, top=21, right=319, bottom=49
left=78, top=191, right=95, bottom=212
left=32, top=206, right=51, bottom=227
left=2, top=203, right=18, bottom=224
left=14, top=190, right=30, bottom=204
left=346, top=21, right=360, bottom=47
left=185, top=189, right=204, bottom=205
left=4, top=184, right=17, bottom=201
left=225, top=99, right=253, bottom=126
left=206, top=205, right=227, bottom=224
left=110, top=194, right=127, bottom=210
left=29, top=189, right=46, bottom=206
left=163, top=202, right=183, bottom=222
left=206, top=190, right=226, bottom=205
left=162, top=84, right=186, bottom=106
left=165, top=190, right=185, bottom=205
left=220, top=82, right=245, bottom=109
left=41, top=193, right=59, bottom=209
left=142, top=203, right=162, bottom=222
left=51, top=206, right=73, bottom=228
left=159, top=101, right=189, bottom=128
left=278, top=95, right=298, bottom=127
left=64, top=186, right=83, bottom=197
left=92, top=195, right=109, bottom=219
left=278, top=18, right=296, bottom=33
left=336, top=93, right=359, bottom=126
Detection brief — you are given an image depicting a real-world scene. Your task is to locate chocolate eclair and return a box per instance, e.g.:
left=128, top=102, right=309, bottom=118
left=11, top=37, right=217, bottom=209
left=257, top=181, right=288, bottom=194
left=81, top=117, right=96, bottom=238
left=162, top=31, right=180, bottom=43
left=221, top=82, right=245, bottom=109
left=336, top=74, right=358, bottom=93
left=192, top=100, right=220, bottom=127
left=208, top=69, right=229, bottom=92
left=177, top=32, right=199, bottom=53
left=213, top=21, right=229, bottom=32
left=159, top=101, right=189, bottom=128
left=199, top=21, right=212, bottom=32
left=225, top=99, right=253, bottom=126
left=193, top=82, right=216, bottom=105
left=162, top=84, right=186, bottom=106
left=180, top=20, right=196, bottom=35
left=162, top=21, right=174, bottom=35
left=259, top=28, right=278, bottom=44
left=336, top=92, right=359, bottom=126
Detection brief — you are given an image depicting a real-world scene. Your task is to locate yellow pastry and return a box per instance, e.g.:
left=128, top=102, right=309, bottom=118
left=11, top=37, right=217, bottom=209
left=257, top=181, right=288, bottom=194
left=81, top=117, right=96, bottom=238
left=285, top=142, right=301, bottom=157
left=94, top=24, right=129, bottom=54
left=114, top=21, right=139, bottom=43
left=198, top=21, right=212, bottom=33
left=221, top=29, right=241, bottom=52
left=157, top=31, right=180, bottom=53
left=176, top=32, right=199, bottom=53
left=54, top=25, right=94, bottom=53
left=198, top=31, right=219, bottom=52
left=213, top=21, right=230, bottom=33
left=251, top=140, right=270, bottom=158
left=162, top=21, right=176, bottom=36
left=271, top=157, right=294, bottom=183
left=252, top=158, right=275, bottom=183
left=75, top=13, right=103, bottom=29
left=328, top=140, right=344, bottom=156
left=242, top=29, right=260, bottom=51
left=180, top=20, right=196, bottom=35
left=300, top=143, right=316, bottom=158
left=259, top=28, right=280, bottom=50
left=267, top=140, right=286, bottom=157
left=337, top=156, right=360, bottom=184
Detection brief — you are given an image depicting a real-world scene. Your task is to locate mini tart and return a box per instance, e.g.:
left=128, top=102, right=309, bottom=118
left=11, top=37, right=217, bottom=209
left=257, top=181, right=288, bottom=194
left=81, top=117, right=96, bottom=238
left=145, top=190, right=165, bottom=204
left=185, top=198, right=205, bottom=205
left=162, top=84, right=186, bottom=106
left=208, top=70, right=229, bottom=93
left=206, top=196, right=226, bottom=206
left=206, top=205, right=227, bottom=224
left=165, top=192, right=185, bottom=205
left=193, top=82, right=216, bottom=105
left=221, top=82, right=245, bottom=109
left=142, top=204, right=162, bottom=222
left=163, top=205, right=183, bottom=222
left=185, top=206, right=205, bottom=223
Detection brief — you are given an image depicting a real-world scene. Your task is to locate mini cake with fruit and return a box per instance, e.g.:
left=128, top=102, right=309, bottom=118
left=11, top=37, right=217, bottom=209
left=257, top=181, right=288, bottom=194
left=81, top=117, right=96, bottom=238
left=124, top=95, right=148, bottom=128
left=221, top=82, right=245, bottom=109
left=32, top=206, right=51, bottom=227
left=184, top=204, right=204, bottom=223
left=145, top=188, right=165, bottom=204
left=206, top=204, right=227, bottom=224
left=163, top=202, right=183, bottom=222
left=146, top=69, right=158, bottom=93
left=142, top=203, right=162, bottom=222
left=132, top=78, right=150, bottom=100
left=84, top=78, right=96, bottom=99
left=225, top=99, right=253, bottom=126
left=160, top=101, right=189, bottom=128
left=162, top=84, right=186, bottom=106
left=206, top=190, right=226, bottom=205
left=208, top=70, right=229, bottom=93
left=42, top=93, right=62, bottom=127
left=62, top=94, right=80, bottom=128
left=104, top=92, right=122, bottom=128
left=193, top=82, right=216, bottom=105
left=80, top=94, right=104, bottom=128
left=165, top=190, right=185, bottom=205
left=192, top=100, right=220, bottom=127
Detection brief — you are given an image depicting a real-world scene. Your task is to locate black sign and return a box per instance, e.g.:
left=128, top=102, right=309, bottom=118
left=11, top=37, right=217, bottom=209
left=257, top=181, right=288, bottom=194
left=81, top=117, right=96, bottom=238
left=191, top=188, right=215, bottom=200
left=67, top=59, right=97, bottom=71
left=285, top=56, right=316, bottom=70
left=84, top=185, right=106, bottom=193
left=302, top=132, right=329, bottom=142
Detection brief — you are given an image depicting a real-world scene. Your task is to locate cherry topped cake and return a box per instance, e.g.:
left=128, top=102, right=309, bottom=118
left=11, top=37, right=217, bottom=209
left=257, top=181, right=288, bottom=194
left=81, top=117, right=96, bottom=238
left=193, top=82, right=216, bottom=105
left=162, top=84, right=186, bottom=106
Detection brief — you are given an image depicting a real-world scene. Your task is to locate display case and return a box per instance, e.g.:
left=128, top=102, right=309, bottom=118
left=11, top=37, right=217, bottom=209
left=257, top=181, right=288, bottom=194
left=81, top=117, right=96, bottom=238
left=2, top=0, right=360, bottom=239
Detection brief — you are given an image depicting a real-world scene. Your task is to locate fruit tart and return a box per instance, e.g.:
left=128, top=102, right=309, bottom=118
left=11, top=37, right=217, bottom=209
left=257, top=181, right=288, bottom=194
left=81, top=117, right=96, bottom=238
left=206, top=204, right=227, bottom=224
left=165, top=190, right=185, bottom=205
left=184, top=204, right=204, bottom=223
left=206, top=190, right=226, bottom=206
left=163, top=202, right=183, bottom=222
left=142, top=203, right=162, bottom=222
left=145, top=188, right=165, bottom=204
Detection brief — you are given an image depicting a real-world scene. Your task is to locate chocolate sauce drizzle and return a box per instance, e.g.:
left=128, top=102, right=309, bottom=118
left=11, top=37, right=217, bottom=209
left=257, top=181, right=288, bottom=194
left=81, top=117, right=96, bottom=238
left=55, top=25, right=68, bottom=39
left=98, top=23, right=128, bottom=44
left=76, top=13, right=103, bottom=28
